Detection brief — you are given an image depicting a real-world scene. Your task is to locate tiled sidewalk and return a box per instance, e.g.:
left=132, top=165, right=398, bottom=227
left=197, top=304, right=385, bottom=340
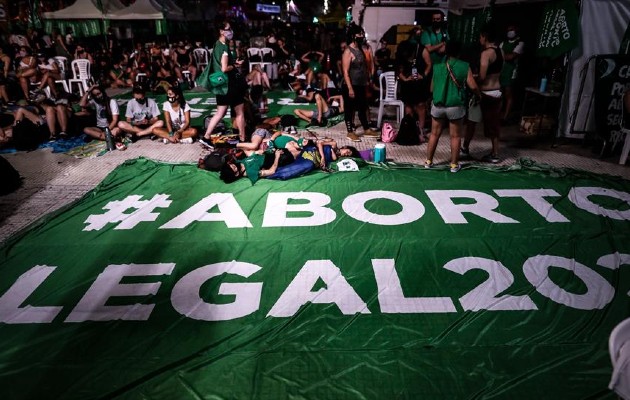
left=1, top=106, right=629, bottom=243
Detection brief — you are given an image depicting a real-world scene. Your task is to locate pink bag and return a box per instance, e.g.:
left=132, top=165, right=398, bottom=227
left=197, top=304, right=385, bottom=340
left=381, top=122, right=397, bottom=143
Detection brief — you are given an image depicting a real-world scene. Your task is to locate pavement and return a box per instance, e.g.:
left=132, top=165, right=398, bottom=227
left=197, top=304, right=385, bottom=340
left=1, top=89, right=629, bottom=244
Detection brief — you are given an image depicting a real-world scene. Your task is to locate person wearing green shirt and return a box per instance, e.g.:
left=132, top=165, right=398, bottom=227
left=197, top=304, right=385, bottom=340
left=421, top=12, right=449, bottom=65
left=425, top=41, right=480, bottom=173
left=220, top=149, right=293, bottom=184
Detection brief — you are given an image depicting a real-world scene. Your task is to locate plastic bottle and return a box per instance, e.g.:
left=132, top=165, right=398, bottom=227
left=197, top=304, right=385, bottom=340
left=539, top=76, right=548, bottom=93
left=411, top=61, right=418, bottom=79
left=104, top=127, right=115, bottom=151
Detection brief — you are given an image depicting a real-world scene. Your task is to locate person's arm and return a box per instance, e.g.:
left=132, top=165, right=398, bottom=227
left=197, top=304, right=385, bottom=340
left=398, top=64, right=410, bottom=81
left=342, top=49, right=354, bottom=97
left=164, top=110, right=173, bottom=133
left=270, top=130, right=282, bottom=141
left=259, top=149, right=283, bottom=177
left=300, top=51, right=310, bottom=63
left=80, top=85, right=97, bottom=108
left=221, top=51, right=242, bottom=73
left=149, top=101, right=160, bottom=123
left=422, top=48, right=432, bottom=78
left=2, top=56, right=9, bottom=77
left=317, top=141, right=327, bottom=169
left=178, top=110, right=191, bottom=133
left=421, top=32, right=444, bottom=54
left=109, top=100, right=119, bottom=131
left=466, top=68, right=481, bottom=98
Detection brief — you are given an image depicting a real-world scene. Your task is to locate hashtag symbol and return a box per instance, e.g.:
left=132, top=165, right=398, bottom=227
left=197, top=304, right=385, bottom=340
left=84, top=194, right=172, bottom=231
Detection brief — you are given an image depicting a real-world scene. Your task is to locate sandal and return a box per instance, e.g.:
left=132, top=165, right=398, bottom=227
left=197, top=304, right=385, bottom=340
left=115, top=142, right=127, bottom=151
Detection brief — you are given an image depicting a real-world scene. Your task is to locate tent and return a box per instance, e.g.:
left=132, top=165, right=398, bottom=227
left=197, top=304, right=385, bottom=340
left=42, top=0, right=124, bottom=20
left=105, top=0, right=184, bottom=21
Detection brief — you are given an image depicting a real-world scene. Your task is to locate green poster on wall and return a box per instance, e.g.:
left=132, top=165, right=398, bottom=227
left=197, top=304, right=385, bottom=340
left=536, top=0, right=579, bottom=58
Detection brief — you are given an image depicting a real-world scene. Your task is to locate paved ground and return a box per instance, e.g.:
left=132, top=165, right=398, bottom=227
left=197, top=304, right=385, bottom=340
left=1, top=93, right=629, bottom=244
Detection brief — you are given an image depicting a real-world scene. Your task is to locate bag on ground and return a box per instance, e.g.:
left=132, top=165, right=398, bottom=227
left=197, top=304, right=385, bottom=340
left=0, top=156, right=21, bottom=195
left=12, top=119, right=49, bottom=151
left=381, top=122, right=398, bottom=143
left=395, top=115, right=421, bottom=146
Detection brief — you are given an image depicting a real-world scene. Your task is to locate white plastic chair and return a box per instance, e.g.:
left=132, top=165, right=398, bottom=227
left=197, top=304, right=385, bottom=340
left=247, top=47, right=263, bottom=72
left=259, top=47, right=275, bottom=77
left=53, top=56, right=69, bottom=92
left=618, top=90, right=630, bottom=165
left=68, top=59, right=91, bottom=96
left=193, top=48, right=208, bottom=72
left=377, top=71, right=404, bottom=128
left=609, top=317, right=630, bottom=399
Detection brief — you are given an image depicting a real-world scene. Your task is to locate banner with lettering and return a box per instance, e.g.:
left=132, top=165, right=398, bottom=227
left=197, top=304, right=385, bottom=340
left=594, top=54, right=630, bottom=143
left=536, top=0, right=579, bottom=58
left=1, top=158, right=629, bottom=399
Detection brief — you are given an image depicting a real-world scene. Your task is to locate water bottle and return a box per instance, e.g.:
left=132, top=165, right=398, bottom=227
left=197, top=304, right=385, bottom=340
left=539, top=75, right=548, bottom=93
left=411, top=61, right=418, bottom=79
left=104, top=127, right=115, bottom=151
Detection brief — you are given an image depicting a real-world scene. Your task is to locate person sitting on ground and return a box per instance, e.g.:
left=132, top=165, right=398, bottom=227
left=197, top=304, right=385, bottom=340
left=117, top=86, right=163, bottom=141
left=152, top=85, right=198, bottom=143
left=79, top=84, right=126, bottom=150
left=220, top=148, right=293, bottom=184
left=109, top=58, right=133, bottom=88
left=294, top=93, right=344, bottom=127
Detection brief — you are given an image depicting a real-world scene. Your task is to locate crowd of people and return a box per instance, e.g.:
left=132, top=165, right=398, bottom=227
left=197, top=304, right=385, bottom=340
left=0, top=13, right=528, bottom=179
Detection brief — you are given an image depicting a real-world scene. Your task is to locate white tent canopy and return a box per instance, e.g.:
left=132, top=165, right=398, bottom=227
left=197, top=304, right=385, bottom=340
left=43, top=0, right=124, bottom=20
left=105, top=0, right=184, bottom=20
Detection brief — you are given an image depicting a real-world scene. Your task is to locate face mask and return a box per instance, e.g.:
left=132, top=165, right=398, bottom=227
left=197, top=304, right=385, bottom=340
left=19, top=51, right=27, bottom=57
left=136, top=98, right=146, bottom=105
left=433, top=21, right=442, bottom=30
left=224, top=30, right=234, bottom=40
left=507, top=30, right=517, bottom=40
left=94, top=95, right=104, bottom=103
left=167, top=96, right=176, bottom=103
left=355, top=37, right=364, bottom=46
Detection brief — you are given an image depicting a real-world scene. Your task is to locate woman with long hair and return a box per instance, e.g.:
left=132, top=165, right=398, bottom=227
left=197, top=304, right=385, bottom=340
left=153, top=85, right=198, bottom=143
left=201, top=21, right=247, bottom=146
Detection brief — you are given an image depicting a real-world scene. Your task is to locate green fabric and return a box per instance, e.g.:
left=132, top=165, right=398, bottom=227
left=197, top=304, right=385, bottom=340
left=272, top=135, right=297, bottom=149
left=536, top=0, right=579, bottom=58
left=237, top=152, right=266, bottom=184
left=432, top=58, right=469, bottom=107
left=1, top=158, right=630, bottom=399
left=420, top=29, right=449, bottom=64
left=211, top=40, right=230, bottom=73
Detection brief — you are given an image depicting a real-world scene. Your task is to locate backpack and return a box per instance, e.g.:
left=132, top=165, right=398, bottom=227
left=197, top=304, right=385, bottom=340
left=0, top=156, right=21, bottom=195
left=12, top=119, right=49, bottom=151
left=395, top=115, right=421, bottom=146
left=200, top=148, right=245, bottom=172
left=381, top=122, right=397, bottom=143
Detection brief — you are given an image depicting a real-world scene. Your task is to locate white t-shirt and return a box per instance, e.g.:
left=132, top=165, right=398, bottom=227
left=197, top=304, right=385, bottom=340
left=90, top=99, right=119, bottom=128
left=163, top=102, right=190, bottom=130
left=125, top=98, right=159, bottom=124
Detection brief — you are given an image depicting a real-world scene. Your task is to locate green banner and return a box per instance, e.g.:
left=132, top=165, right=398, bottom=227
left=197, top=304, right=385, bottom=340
left=1, top=159, right=630, bottom=399
left=536, top=0, right=579, bottom=58
left=448, top=8, right=492, bottom=49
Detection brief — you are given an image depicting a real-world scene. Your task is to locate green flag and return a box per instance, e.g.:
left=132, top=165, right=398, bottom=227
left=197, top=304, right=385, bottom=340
left=536, top=0, right=580, bottom=58
left=1, top=157, right=630, bottom=399
left=447, top=8, right=492, bottom=48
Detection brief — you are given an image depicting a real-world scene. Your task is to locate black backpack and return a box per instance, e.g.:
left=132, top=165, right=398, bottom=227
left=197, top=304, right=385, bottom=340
left=201, top=151, right=229, bottom=172
left=12, top=119, right=49, bottom=151
left=0, top=156, right=21, bottom=195
left=395, top=115, right=421, bottom=146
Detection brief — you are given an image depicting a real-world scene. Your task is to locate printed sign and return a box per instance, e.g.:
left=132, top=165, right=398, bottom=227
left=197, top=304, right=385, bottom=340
left=1, top=159, right=629, bottom=399
left=536, top=0, right=579, bottom=58
left=594, top=54, right=630, bottom=142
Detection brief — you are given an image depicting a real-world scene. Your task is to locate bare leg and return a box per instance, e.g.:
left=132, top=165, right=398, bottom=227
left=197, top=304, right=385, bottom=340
left=294, top=109, right=313, bottom=123
left=502, top=86, right=513, bottom=121
left=425, top=117, right=444, bottom=163
left=233, top=103, right=246, bottom=141
left=56, top=105, right=68, bottom=133
left=84, top=127, right=106, bottom=140
left=463, top=121, right=476, bottom=151
left=44, top=106, right=56, bottom=138
left=449, top=119, right=463, bottom=165
left=203, top=105, right=229, bottom=138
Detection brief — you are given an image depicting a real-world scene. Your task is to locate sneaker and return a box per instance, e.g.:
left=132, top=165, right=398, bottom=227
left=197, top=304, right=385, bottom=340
left=346, top=132, right=361, bottom=142
left=199, top=136, right=214, bottom=149
left=450, top=162, right=461, bottom=173
left=481, top=153, right=500, bottom=163
left=362, top=128, right=380, bottom=137
left=179, top=137, right=194, bottom=144
left=424, top=160, right=433, bottom=169
left=59, top=131, right=68, bottom=139
left=162, top=138, right=170, bottom=144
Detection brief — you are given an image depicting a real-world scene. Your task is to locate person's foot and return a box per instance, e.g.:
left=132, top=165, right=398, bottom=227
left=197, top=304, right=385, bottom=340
left=346, top=132, right=361, bottom=142
left=179, top=137, right=194, bottom=144
left=450, top=162, right=461, bottom=173
left=199, top=136, right=214, bottom=149
left=59, top=131, right=68, bottom=139
left=481, top=153, right=500, bottom=163
left=459, top=147, right=471, bottom=159
left=424, top=159, right=433, bottom=169
left=362, top=128, right=380, bottom=137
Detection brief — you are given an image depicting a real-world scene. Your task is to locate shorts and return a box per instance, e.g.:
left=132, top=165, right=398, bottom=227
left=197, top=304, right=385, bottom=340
left=216, top=73, right=247, bottom=107
left=252, top=128, right=271, bottom=140
left=430, top=104, right=466, bottom=121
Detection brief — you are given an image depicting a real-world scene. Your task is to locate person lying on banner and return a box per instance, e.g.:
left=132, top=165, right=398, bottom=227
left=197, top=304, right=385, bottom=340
left=293, top=93, right=343, bottom=127
left=219, top=148, right=294, bottom=184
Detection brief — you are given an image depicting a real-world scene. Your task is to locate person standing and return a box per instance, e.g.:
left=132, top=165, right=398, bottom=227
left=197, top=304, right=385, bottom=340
left=201, top=21, right=247, bottom=146
left=425, top=41, right=480, bottom=172
left=500, top=24, right=524, bottom=122
left=421, top=12, right=449, bottom=65
left=477, top=23, right=504, bottom=163
left=341, top=24, right=379, bottom=142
